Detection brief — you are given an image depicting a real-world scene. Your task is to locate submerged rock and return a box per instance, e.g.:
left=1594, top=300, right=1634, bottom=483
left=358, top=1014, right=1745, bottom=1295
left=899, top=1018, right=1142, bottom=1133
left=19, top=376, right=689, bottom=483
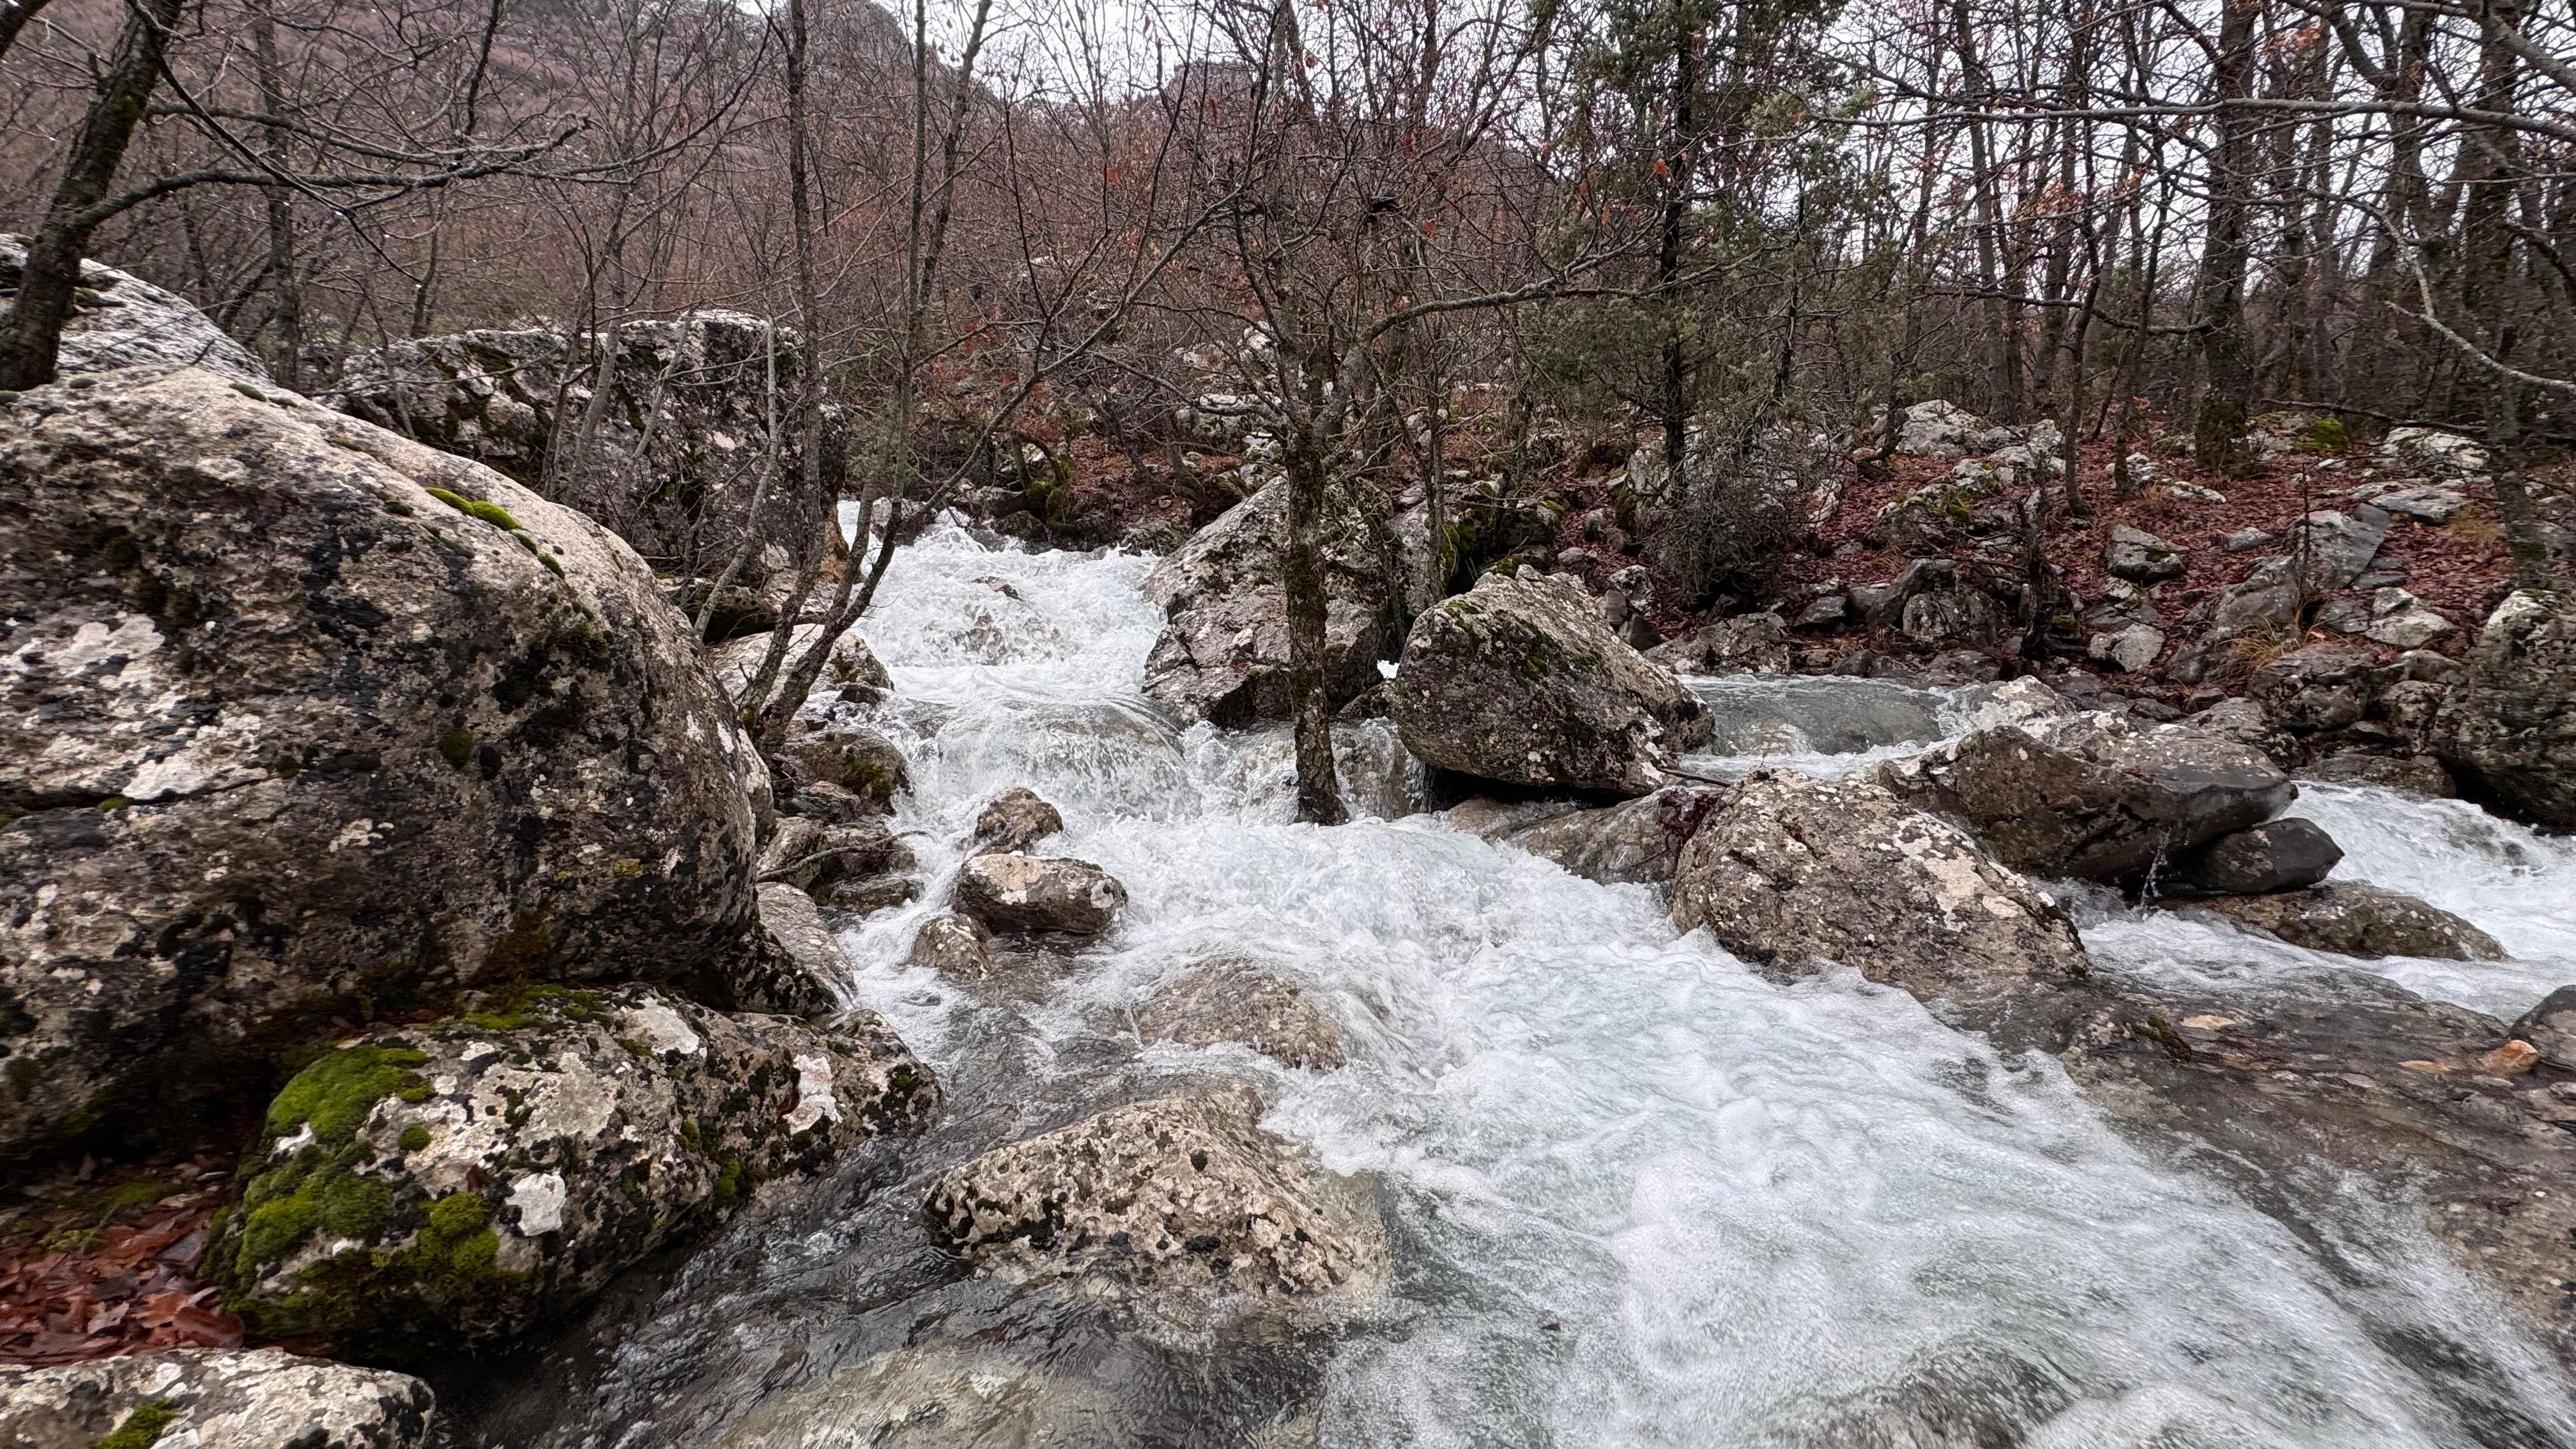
left=206, top=985, right=937, bottom=1361
left=0, top=367, right=772, bottom=1164
left=1135, top=958, right=1346, bottom=1070
left=2177, top=882, right=2504, bottom=961
left=924, top=1092, right=1385, bottom=1310
left=2172, top=818, right=2343, bottom=896
left=1140, top=481, right=1400, bottom=724
left=1389, top=572, right=1711, bottom=798
left=1879, top=712, right=2294, bottom=882
left=952, top=853, right=1126, bottom=937
left=1671, top=772, right=2091, bottom=1046
left=0, top=1348, right=433, bottom=1449
left=2442, top=590, right=2576, bottom=828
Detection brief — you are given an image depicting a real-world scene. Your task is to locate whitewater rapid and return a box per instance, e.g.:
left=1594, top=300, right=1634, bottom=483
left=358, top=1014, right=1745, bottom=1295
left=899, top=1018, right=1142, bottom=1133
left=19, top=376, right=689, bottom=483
left=486, top=518, right=2576, bottom=1447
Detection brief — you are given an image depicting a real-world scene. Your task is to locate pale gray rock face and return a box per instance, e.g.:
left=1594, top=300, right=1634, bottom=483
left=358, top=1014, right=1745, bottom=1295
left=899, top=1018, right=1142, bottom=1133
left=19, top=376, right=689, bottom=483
left=1499, top=788, right=1701, bottom=887
left=908, top=912, right=994, bottom=979
left=2250, top=643, right=2378, bottom=735
left=2174, top=818, right=2342, bottom=895
left=1851, top=558, right=1953, bottom=629
left=1880, top=712, right=2296, bottom=882
left=1140, top=482, right=1400, bottom=724
left=325, top=312, right=817, bottom=570
left=1388, top=572, right=1711, bottom=799
left=2087, top=624, right=2166, bottom=673
left=1670, top=772, right=2092, bottom=1047
left=0, top=236, right=269, bottom=383
left=923, top=1092, right=1387, bottom=1311
left=0, top=369, right=772, bottom=1164
left=1892, top=399, right=1988, bottom=457
left=2176, top=882, right=2504, bottom=961
left=2510, top=986, right=2576, bottom=1071
left=2363, top=588, right=2455, bottom=648
left=756, top=882, right=852, bottom=1004
left=1901, top=587, right=2004, bottom=649
left=2209, top=510, right=2388, bottom=636
left=2441, top=590, right=2576, bottom=827
left=2371, top=484, right=2468, bottom=523
left=2104, top=525, right=2184, bottom=583
left=0, top=1348, right=433, bottom=1449
left=1135, top=957, right=1346, bottom=1070
left=206, top=986, right=937, bottom=1363
left=972, top=786, right=1064, bottom=855
left=952, top=852, right=1126, bottom=937
left=1646, top=611, right=1793, bottom=674
left=712, top=1341, right=1125, bottom=1449
left=710, top=625, right=891, bottom=704
left=2377, top=425, right=2488, bottom=475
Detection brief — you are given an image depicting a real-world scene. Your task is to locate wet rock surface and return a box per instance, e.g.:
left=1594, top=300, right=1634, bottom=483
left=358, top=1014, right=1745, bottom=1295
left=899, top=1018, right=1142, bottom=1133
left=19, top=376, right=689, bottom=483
left=952, top=853, right=1127, bottom=937
left=0, top=1347, right=434, bottom=1449
left=1671, top=772, right=2092, bottom=1048
left=1497, top=787, right=1704, bottom=888
left=206, top=985, right=937, bottom=1362
left=923, top=1091, right=1386, bottom=1311
left=971, top=786, right=1064, bottom=856
left=1879, top=712, right=2294, bottom=882
left=0, top=367, right=771, bottom=1163
left=2443, top=590, right=2576, bottom=828
left=1134, top=958, right=1346, bottom=1070
left=2175, top=882, right=2506, bottom=961
left=2062, top=970, right=2576, bottom=1373
left=1140, top=481, right=1400, bottom=724
left=2172, top=818, right=2343, bottom=896
left=1390, top=572, right=1711, bottom=798
left=907, top=913, right=995, bottom=980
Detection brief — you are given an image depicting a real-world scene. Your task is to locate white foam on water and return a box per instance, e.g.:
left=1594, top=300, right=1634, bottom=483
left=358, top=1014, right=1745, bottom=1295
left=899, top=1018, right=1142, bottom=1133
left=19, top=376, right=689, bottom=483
left=815, top=522, right=2576, bottom=1446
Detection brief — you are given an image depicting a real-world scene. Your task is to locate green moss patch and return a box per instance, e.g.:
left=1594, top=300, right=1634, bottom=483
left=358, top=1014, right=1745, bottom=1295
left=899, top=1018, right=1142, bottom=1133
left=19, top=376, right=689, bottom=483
left=96, top=1399, right=180, bottom=1449
left=267, top=1044, right=431, bottom=1145
left=423, top=486, right=527, bottom=532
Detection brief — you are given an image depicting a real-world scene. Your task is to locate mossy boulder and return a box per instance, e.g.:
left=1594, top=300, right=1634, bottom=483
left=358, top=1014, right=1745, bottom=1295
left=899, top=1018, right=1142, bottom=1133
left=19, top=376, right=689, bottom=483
left=0, top=1347, right=434, bottom=1449
left=1387, top=571, right=1711, bottom=798
left=0, top=367, right=779, bottom=1166
left=206, top=985, right=938, bottom=1364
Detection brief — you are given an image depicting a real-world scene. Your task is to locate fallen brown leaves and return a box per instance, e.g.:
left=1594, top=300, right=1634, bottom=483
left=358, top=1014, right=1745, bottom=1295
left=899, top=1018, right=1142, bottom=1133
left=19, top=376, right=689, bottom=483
left=0, top=1163, right=243, bottom=1366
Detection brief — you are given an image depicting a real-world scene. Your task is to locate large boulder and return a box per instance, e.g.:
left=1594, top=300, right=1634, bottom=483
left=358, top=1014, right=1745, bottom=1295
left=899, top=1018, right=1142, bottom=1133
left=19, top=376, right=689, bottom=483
left=2442, top=590, right=2576, bottom=827
left=1671, top=772, right=2092, bottom=1045
left=0, top=236, right=268, bottom=383
left=1388, top=572, right=1712, bottom=798
left=0, top=369, right=772, bottom=1165
left=0, top=1348, right=433, bottom=1449
left=923, top=1091, right=1386, bottom=1312
left=951, top=853, right=1126, bottom=937
left=2173, top=818, right=2342, bottom=896
left=2207, top=510, right=2388, bottom=637
left=1878, top=712, right=2294, bottom=882
left=325, top=312, right=823, bottom=573
left=206, top=985, right=937, bottom=1361
left=2178, top=882, right=2504, bottom=961
left=1139, top=481, right=1400, bottom=724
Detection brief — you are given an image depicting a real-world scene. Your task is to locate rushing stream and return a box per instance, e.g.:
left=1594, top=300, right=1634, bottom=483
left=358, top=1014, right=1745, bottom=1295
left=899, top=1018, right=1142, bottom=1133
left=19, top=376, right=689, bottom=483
left=460, top=518, right=2576, bottom=1448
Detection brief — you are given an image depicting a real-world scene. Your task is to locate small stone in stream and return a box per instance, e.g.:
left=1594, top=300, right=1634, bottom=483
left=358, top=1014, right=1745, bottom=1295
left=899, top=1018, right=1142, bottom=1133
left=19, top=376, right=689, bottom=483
left=2175, top=818, right=2343, bottom=895
left=908, top=912, right=994, bottom=979
left=2180, top=882, right=2504, bottom=961
left=952, top=852, right=1126, bottom=937
left=973, top=786, right=1065, bottom=855
left=1135, top=957, right=1346, bottom=1070
left=825, top=874, right=921, bottom=914
left=774, top=724, right=910, bottom=810
left=758, top=816, right=832, bottom=890
left=2480, top=1040, right=2541, bottom=1076
left=2104, top=525, right=2184, bottom=583
left=2224, top=528, right=2274, bottom=553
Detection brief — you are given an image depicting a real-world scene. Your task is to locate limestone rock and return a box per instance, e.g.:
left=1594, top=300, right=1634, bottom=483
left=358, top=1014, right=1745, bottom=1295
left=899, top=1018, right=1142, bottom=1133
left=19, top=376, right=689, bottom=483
left=1140, top=482, right=1399, bottom=724
left=1851, top=559, right=1953, bottom=629
left=710, top=625, right=892, bottom=705
left=2209, top=510, right=2388, bottom=636
left=1892, top=400, right=1988, bottom=457
left=924, top=1092, right=1384, bottom=1307
left=1135, top=958, right=1346, bottom=1070
left=0, top=368, right=771, bottom=1164
left=2372, top=485, right=2469, bottom=523
left=772, top=722, right=909, bottom=813
left=2174, top=818, right=2342, bottom=895
left=972, top=786, right=1064, bottom=855
left=2181, top=882, right=2504, bottom=960
left=1388, top=572, right=1711, bottom=798
left=1671, top=772, right=2091, bottom=1046
left=2250, top=643, right=2377, bottom=735
left=1879, top=712, right=2294, bottom=882
left=1499, top=788, right=1701, bottom=887
left=1901, top=587, right=2004, bottom=649
left=2104, top=525, right=2184, bottom=583
left=0, top=1348, right=433, bottom=1449
left=2087, top=624, right=2166, bottom=673
left=2364, top=588, right=2455, bottom=648
left=2377, top=426, right=2488, bottom=475
left=0, top=236, right=268, bottom=383
left=206, top=986, right=937, bottom=1361
left=952, top=853, right=1126, bottom=937
left=755, top=882, right=850, bottom=1006
left=326, top=312, right=819, bottom=570
left=1644, top=611, right=1795, bottom=675
left=2296, top=751, right=2457, bottom=799
left=2441, top=591, right=2576, bottom=828
left=908, top=913, right=993, bottom=979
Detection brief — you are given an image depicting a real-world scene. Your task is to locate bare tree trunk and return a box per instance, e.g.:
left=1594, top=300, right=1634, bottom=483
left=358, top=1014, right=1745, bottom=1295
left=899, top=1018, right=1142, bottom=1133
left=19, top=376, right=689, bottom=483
left=2460, top=0, right=2554, bottom=590
left=1657, top=19, right=1701, bottom=502
left=2192, top=0, right=2260, bottom=472
left=0, top=0, right=185, bottom=389
left=252, top=3, right=302, bottom=391
left=1284, top=418, right=1347, bottom=826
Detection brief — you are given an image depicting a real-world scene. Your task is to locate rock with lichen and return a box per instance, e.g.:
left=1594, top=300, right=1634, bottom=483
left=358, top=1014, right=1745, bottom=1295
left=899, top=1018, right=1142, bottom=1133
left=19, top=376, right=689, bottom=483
left=1389, top=571, right=1712, bottom=798
left=1135, top=958, right=1346, bottom=1070
left=0, top=367, right=776, bottom=1167
left=0, top=234, right=270, bottom=383
left=951, top=853, right=1126, bottom=937
left=0, top=1347, right=434, bottom=1449
left=205, top=985, right=937, bottom=1363
left=2171, top=882, right=2503, bottom=961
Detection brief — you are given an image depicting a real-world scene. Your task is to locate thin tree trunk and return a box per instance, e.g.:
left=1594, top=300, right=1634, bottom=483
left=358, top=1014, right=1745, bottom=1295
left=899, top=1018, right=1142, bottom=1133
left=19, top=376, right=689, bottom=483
left=1284, top=417, right=1347, bottom=825
left=252, top=3, right=302, bottom=391
left=2192, top=0, right=2261, bottom=471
